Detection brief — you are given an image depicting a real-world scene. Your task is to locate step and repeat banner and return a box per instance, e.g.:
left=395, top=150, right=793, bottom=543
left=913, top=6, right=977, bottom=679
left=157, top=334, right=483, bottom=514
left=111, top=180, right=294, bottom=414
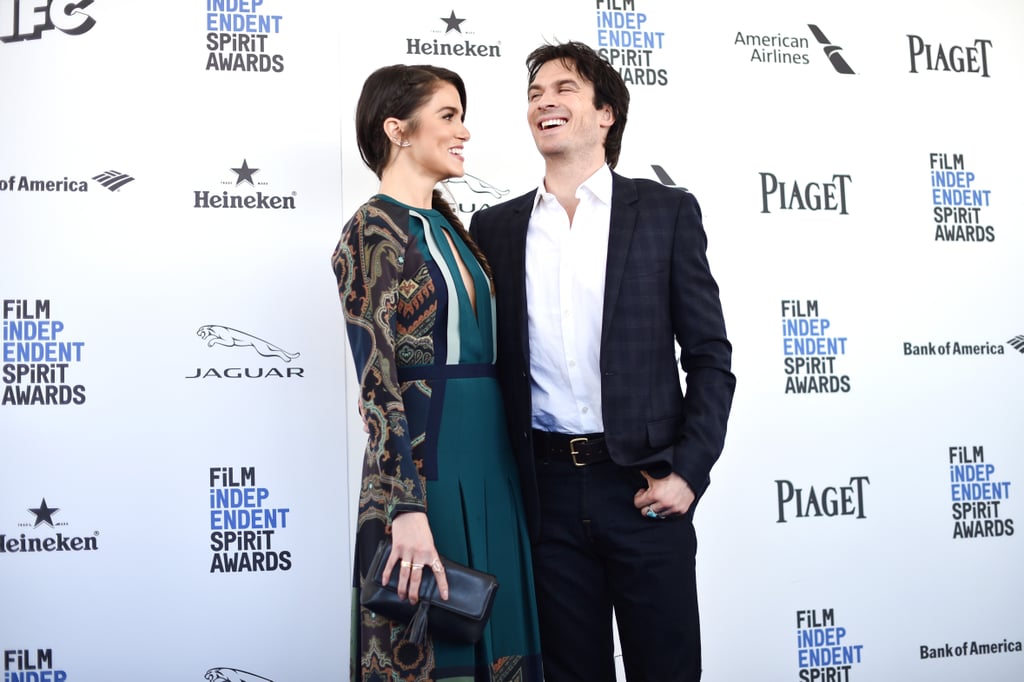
left=2, top=1, right=1021, bottom=680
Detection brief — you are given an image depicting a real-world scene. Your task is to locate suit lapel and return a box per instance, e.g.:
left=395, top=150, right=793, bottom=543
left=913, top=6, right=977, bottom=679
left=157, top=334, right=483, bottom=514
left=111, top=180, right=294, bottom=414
left=602, top=173, right=639, bottom=351
left=506, top=193, right=535, bottom=368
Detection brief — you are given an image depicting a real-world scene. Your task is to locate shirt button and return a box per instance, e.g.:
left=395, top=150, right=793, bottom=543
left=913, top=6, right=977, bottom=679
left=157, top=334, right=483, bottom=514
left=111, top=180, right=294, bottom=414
left=582, top=407, right=589, bottom=414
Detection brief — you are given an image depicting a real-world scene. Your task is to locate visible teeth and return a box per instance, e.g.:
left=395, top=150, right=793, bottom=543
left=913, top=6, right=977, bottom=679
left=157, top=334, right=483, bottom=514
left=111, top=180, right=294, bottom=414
left=541, top=119, right=567, bottom=129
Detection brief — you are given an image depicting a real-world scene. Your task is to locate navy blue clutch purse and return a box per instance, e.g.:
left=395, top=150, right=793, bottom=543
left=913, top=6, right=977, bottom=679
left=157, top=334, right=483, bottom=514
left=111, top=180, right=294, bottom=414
left=360, top=539, right=499, bottom=644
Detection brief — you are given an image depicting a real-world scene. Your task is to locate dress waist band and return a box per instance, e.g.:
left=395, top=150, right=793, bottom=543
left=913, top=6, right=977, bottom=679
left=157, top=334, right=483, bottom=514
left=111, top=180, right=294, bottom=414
left=396, top=363, right=497, bottom=382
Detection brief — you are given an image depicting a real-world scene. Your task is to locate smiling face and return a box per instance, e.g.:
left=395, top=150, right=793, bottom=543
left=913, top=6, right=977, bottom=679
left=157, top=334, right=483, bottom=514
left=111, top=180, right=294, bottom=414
left=400, top=82, right=470, bottom=182
left=527, top=58, right=614, bottom=168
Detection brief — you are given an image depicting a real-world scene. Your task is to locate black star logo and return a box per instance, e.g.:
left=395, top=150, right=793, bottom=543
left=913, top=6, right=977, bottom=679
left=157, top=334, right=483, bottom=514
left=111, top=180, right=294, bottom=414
left=28, top=498, right=60, bottom=528
left=231, top=159, right=260, bottom=186
left=440, top=10, right=466, bottom=33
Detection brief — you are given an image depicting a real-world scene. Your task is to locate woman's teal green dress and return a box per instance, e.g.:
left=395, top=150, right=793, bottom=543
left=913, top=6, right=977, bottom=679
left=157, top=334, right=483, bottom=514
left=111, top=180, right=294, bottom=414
left=333, top=194, right=543, bottom=681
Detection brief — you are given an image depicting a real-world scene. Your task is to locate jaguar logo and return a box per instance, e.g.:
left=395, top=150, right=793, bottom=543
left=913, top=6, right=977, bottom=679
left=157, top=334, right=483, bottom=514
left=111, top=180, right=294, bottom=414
left=445, top=172, right=509, bottom=199
left=196, top=325, right=300, bottom=362
left=205, top=668, right=273, bottom=682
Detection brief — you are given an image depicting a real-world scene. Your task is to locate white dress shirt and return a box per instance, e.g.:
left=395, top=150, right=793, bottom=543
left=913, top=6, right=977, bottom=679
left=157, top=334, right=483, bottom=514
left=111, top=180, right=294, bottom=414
left=526, top=165, right=612, bottom=434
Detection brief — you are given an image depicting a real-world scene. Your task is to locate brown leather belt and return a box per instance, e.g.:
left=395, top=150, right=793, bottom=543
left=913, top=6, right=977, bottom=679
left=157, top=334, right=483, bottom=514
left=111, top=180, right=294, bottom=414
left=532, top=429, right=611, bottom=466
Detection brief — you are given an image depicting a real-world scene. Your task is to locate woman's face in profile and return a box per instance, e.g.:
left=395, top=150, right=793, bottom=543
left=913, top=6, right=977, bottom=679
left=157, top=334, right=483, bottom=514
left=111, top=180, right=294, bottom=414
left=402, top=83, right=470, bottom=182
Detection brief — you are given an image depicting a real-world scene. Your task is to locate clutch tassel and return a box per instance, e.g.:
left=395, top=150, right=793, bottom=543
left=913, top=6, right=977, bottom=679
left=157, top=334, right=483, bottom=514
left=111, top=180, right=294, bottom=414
left=407, top=600, right=430, bottom=645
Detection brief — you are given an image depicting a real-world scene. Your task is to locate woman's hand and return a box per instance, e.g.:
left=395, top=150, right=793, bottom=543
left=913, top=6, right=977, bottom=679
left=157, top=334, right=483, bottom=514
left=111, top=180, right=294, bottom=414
left=382, top=511, right=449, bottom=604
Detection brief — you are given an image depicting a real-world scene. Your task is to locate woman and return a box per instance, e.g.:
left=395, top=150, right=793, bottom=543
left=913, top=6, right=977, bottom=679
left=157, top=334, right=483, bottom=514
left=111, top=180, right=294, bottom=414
left=333, top=64, right=543, bottom=681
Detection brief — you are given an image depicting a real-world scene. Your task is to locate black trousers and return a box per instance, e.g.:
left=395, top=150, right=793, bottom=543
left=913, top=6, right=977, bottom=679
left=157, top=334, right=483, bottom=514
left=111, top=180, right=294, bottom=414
left=532, top=456, right=701, bottom=682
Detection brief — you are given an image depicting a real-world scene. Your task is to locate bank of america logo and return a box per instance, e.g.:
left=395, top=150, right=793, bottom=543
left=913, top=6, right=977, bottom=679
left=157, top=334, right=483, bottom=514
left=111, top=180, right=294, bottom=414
left=1008, top=335, right=1024, bottom=354
left=808, top=25, right=855, bottom=74
left=92, top=170, right=135, bottom=191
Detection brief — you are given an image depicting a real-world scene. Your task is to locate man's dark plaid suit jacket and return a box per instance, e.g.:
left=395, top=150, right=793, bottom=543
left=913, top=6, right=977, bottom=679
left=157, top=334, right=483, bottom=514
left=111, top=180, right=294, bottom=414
left=470, top=171, right=736, bottom=537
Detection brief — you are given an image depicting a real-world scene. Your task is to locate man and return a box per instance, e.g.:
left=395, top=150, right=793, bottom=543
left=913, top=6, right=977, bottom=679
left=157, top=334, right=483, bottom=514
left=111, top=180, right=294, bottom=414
left=469, top=41, right=735, bottom=682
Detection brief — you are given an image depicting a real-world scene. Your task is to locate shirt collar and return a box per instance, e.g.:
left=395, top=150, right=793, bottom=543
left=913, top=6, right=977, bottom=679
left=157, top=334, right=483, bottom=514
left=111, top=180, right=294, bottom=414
left=532, top=164, right=612, bottom=212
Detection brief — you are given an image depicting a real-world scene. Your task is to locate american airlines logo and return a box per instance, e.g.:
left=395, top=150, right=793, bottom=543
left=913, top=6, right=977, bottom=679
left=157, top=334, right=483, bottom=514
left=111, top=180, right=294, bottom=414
left=651, top=165, right=690, bottom=192
left=808, top=24, right=855, bottom=74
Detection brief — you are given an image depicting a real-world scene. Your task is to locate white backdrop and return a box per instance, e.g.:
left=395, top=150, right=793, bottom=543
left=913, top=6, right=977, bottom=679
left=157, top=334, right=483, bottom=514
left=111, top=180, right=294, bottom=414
left=2, top=1, right=1022, bottom=680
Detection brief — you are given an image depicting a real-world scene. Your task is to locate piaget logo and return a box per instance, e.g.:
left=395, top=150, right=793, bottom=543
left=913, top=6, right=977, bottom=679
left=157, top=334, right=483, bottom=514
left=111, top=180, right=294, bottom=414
left=760, top=172, right=852, bottom=214
left=908, top=35, right=992, bottom=76
left=775, top=477, right=869, bottom=522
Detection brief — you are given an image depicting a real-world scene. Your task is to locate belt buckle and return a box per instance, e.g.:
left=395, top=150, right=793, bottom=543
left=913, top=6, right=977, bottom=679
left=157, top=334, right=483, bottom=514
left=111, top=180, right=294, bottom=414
left=569, top=437, right=588, bottom=467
